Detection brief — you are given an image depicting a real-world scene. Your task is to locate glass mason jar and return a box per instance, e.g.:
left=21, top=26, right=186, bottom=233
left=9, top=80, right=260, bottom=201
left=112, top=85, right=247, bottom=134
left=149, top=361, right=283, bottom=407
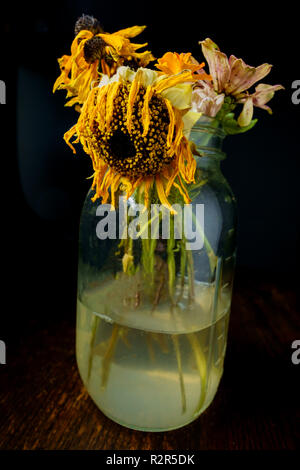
left=76, top=117, right=237, bottom=431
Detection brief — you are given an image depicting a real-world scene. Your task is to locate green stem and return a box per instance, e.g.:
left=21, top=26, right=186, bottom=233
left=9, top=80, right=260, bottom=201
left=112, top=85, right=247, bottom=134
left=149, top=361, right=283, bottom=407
left=167, top=216, right=176, bottom=304
left=87, top=315, right=100, bottom=383
left=187, top=333, right=207, bottom=414
left=177, top=239, right=186, bottom=302
left=146, top=333, right=155, bottom=362
left=172, top=334, right=187, bottom=414
left=152, top=332, right=169, bottom=353
left=116, top=189, right=213, bottom=419
left=101, top=324, right=119, bottom=389
left=186, top=249, right=195, bottom=304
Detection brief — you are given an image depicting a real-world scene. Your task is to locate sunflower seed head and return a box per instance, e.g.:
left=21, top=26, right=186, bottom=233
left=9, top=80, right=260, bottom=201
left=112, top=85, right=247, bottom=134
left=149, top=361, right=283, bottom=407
left=84, top=36, right=106, bottom=63
left=74, top=14, right=103, bottom=36
left=122, top=58, right=140, bottom=71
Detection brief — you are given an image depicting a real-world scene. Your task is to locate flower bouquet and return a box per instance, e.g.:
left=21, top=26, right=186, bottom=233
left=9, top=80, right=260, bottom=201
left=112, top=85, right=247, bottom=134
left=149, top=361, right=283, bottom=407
left=53, top=14, right=283, bottom=431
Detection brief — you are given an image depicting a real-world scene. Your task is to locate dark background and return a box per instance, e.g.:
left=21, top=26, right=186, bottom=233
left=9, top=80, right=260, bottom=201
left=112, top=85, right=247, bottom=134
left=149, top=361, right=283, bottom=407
left=1, top=1, right=299, bottom=341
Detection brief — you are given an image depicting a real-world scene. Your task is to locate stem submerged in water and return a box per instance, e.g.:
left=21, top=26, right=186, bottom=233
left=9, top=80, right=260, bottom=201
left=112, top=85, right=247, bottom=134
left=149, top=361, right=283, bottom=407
left=89, top=191, right=212, bottom=417
left=172, top=334, right=187, bottom=414
left=188, top=332, right=207, bottom=414
left=101, top=324, right=120, bottom=389
left=87, top=315, right=100, bottom=383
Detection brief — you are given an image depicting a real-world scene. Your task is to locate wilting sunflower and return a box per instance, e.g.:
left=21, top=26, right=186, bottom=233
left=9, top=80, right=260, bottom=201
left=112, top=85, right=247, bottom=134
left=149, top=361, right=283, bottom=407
left=53, top=15, right=154, bottom=108
left=64, top=66, right=203, bottom=211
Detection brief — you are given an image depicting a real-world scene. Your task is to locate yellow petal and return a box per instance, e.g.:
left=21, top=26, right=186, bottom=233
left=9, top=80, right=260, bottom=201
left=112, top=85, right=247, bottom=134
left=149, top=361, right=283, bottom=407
left=138, top=68, right=158, bottom=88
left=154, top=70, right=196, bottom=94
left=122, top=253, right=134, bottom=273
left=106, top=82, right=121, bottom=130
left=113, top=25, right=147, bottom=39
left=142, top=85, right=154, bottom=136
left=116, top=66, right=136, bottom=83
left=98, top=33, right=127, bottom=53
left=164, top=98, right=175, bottom=147
left=126, top=70, right=143, bottom=132
left=161, top=82, right=192, bottom=110
left=237, top=97, right=254, bottom=126
left=182, top=110, right=202, bottom=137
left=155, top=175, right=176, bottom=213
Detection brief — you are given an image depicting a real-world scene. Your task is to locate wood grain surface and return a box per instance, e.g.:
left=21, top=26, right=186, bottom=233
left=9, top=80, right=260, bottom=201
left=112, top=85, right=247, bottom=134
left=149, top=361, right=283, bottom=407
left=0, top=270, right=299, bottom=450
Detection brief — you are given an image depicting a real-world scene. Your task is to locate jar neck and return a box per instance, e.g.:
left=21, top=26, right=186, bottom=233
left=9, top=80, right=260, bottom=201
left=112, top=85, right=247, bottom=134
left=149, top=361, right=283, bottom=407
left=187, top=116, right=226, bottom=169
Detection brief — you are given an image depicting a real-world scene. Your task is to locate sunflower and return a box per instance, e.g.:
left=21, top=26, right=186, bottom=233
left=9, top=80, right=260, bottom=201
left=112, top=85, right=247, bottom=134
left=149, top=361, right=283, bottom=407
left=64, top=66, right=202, bottom=211
left=53, top=15, right=154, bottom=108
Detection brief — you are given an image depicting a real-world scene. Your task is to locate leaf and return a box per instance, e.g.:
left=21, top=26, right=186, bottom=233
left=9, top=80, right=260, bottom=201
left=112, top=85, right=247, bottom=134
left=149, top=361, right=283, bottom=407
left=222, top=112, right=257, bottom=135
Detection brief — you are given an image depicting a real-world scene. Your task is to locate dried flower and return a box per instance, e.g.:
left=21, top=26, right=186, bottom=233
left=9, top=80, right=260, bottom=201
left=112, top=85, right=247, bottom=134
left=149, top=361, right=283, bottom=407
left=191, top=82, right=224, bottom=117
left=83, top=36, right=106, bottom=63
left=64, top=66, right=201, bottom=211
left=198, top=38, right=284, bottom=126
left=74, top=14, right=103, bottom=36
left=155, top=52, right=211, bottom=80
left=53, top=24, right=155, bottom=107
left=237, top=83, right=285, bottom=126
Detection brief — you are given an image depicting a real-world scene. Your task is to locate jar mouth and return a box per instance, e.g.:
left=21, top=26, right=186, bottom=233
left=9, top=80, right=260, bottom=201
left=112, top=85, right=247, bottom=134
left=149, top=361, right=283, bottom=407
left=188, top=115, right=226, bottom=139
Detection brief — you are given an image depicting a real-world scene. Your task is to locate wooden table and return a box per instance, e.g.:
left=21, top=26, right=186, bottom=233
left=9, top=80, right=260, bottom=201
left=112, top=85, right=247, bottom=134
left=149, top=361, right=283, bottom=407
left=0, top=269, right=299, bottom=450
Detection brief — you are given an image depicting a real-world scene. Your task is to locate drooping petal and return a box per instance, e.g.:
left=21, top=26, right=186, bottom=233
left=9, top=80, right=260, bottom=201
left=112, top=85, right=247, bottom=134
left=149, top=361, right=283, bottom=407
left=62, top=58, right=198, bottom=211
left=141, top=85, right=155, bottom=136
left=142, top=176, right=154, bottom=208
left=155, top=175, right=176, bottom=213
left=164, top=98, right=176, bottom=147
left=54, top=24, right=154, bottom=107
left=200, top=38, right=230, bottom=93
left=97, top=33, right=129, bottom=53
left=97, top=32, right=147, bottom=55
left=112, top=25, right=147, bottom=39
left=165, top=167, right=179, bottom=196
left=251, top=83, right=284, bottom=112
left=237, top=97, right=254, bottom=127
left=225, top=58, right=272, bottom=95
left=154, top=70, right=197, bottom=94
left=174, top=175, right=191, bottom=204
left=91, top=162, right=109, bottom=201
left=53, top=55, right=72, bottom=92
left=63, top=124, right=79, bottom=153
left=126, top=71, right=142, bottom=132
left=106, top=82, right=121, bottom=130
left=132, top=50, right=156, bottom=67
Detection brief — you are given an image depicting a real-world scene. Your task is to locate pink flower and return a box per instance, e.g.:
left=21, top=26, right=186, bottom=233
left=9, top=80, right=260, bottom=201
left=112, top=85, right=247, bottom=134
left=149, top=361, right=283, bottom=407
left=191, top=81, right=224, bottom=117
left=198, top=38, right=284, bottom=126
left=237, top=83, right=284, bottom=126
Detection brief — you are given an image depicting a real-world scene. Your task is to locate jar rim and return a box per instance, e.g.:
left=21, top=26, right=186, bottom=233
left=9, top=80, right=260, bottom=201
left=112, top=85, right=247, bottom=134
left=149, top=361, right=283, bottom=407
left=188, top=115, right=226, bottom=139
